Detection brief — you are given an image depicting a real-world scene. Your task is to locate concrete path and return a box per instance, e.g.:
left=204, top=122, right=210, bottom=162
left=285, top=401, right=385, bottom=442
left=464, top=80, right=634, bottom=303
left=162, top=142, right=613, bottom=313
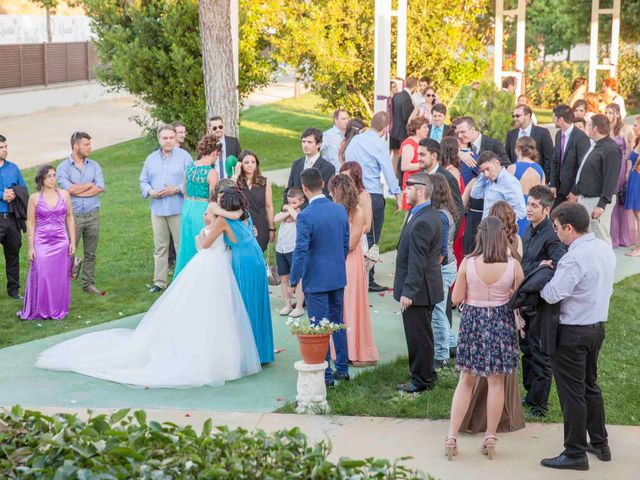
left=14, top=406, right=640, bottom=480
left=0, top=75, right=302, bottom=170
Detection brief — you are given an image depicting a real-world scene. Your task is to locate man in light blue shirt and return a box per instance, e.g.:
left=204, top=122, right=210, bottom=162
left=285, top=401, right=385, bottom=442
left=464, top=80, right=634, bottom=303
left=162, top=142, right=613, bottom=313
left=321, top=109, right=349, bottom=171
left=345, top=111, right=402, bottom=291
left=428, top=103, right=448, bottom=143
left=57, top=131, right=106, bottom=295
left=471, top=151, right=526, bottom=220
left=539, top=202, right=614, bottom=471
left=140, top=125, right=192, bottom=292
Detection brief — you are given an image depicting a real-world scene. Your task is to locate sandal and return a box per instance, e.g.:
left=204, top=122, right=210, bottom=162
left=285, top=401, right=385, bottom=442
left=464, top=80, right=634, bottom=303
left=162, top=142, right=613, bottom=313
left=481, top=434, right=497, bottom=460
left=445, top=435, right=458, bottom=461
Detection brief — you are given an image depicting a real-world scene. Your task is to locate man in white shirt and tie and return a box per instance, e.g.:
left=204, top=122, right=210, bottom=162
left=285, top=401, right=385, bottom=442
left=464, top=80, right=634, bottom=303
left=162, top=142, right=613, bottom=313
left=321, top=109, right=349, bottom=171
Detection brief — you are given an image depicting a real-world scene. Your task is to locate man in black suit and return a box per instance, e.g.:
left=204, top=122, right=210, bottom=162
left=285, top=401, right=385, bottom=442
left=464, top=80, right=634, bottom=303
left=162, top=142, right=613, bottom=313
left=550, top=104, right=591, bottom=209
left=569, top=114, right=621, bottom=245
left=505, top=104, right=554, bottom=179
left=284, top=127, right=335, bottom=206
left=455, top=116, right=510, bottom=254
left=418, top=138, right=463, bottom=236
left=390, top=77, right=418, bottom=179
left=208, top=115, right=241, bottom=179
left=427, top=103, right=450, bottom=143
left=394, top=172, right=444, bottom=393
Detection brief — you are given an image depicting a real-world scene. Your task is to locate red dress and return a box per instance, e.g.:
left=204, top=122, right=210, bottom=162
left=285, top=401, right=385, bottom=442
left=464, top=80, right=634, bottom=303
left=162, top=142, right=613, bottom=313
left=400, top=137, right=420, bottom=210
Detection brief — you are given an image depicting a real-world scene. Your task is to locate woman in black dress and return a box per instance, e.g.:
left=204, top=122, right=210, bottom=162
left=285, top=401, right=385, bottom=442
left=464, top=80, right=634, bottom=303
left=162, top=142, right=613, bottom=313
left=235, top=150, right=274, bottom=252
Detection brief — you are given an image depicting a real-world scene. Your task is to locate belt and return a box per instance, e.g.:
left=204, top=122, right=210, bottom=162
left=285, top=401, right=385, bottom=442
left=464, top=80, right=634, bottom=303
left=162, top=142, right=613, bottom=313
left=559, top=322, right=604, bottom=329
left=0, top=213, right=14, bottom=219
left=185, top=196, right=209, bottom=202
left=74, top=209, right=99, bottom=216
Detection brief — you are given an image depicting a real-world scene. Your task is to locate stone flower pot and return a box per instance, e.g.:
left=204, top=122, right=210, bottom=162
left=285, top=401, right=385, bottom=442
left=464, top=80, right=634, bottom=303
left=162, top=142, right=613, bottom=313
left=296, top=333, right=331, bottom=364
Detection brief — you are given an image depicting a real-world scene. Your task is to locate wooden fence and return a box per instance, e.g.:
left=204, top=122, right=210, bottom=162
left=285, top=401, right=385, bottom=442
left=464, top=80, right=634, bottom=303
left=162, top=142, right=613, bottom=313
left=0, top=42, right=98, bottom=90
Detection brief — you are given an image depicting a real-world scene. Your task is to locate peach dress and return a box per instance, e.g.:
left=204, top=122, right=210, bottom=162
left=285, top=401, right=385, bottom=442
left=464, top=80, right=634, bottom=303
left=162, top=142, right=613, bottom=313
left=343, top=223, right=379, bottom=364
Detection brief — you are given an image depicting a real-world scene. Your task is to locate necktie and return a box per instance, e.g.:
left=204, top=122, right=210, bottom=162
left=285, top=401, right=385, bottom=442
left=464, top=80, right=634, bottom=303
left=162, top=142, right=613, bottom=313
left=560, top=132, right=566, bottom=165
left=519, top=129, right=526, bottom=138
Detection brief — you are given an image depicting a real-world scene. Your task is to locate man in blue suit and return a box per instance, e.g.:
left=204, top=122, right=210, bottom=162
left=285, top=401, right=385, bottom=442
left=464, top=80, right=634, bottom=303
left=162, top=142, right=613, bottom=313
left=290, top=167, right=350, bottom=386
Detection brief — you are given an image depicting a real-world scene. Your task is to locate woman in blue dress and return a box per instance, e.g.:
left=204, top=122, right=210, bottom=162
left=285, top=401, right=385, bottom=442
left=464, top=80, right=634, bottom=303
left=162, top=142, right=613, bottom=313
left=202, top=186, right=274, bottom=364
left=625, top=116, right=640, bottom=257
left=507, top=136, right=545, bottom=236
left=174, top=135, right=220, bottom=277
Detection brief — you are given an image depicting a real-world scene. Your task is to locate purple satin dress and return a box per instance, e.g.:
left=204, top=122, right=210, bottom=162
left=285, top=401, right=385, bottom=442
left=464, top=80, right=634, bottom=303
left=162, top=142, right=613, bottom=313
left=610, top=136, right=637, bottom=248
left=19, top=191, right=71, bottom=320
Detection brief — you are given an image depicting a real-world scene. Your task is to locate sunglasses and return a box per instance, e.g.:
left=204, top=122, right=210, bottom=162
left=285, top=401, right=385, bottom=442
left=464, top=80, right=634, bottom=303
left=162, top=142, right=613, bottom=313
left=210, top=125, right=224, bottom=131
left=426, top=93, right=436, bottom=97
left=512, top=114, right=523, bottom=118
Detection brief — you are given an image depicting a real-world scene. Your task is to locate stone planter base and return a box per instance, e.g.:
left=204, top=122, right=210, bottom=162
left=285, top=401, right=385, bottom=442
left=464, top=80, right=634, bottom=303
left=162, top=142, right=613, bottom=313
left=294, top=360, right=329, bottom=414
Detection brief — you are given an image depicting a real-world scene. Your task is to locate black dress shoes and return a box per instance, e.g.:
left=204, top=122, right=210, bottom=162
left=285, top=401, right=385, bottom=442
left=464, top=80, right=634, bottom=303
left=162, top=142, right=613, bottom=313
left=395, top=382, right=431, bottom=394
left=325, top=381, right=335, bottom=388
left=368, top=281, right=387, bottom=293
left=540, top=453, right=589, bottom=471
left=9, top=292, right=23, bottom=300
left=332, top=371, right=350, bottom=381
left=148, top=285, right=163, bottom=293
left=587, top=444, right=612, bottom=462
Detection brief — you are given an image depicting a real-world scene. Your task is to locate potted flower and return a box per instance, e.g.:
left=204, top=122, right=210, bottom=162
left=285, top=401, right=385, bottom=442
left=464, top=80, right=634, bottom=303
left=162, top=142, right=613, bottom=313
left=286, top=317, right=345, bottom=364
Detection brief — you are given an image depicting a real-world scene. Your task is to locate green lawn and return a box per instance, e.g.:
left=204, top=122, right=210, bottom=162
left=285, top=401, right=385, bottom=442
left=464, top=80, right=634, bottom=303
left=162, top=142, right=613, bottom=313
left=278, top=274, right=640, bottom=426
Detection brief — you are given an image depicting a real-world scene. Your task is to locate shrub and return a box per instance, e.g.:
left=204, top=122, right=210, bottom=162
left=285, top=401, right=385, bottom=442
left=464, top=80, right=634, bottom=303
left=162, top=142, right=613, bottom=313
left=524, top=60, right=588, bottom=109
left=0, top=406, right=426, bottom=479
left=449, top=81, right=514, bottom=141
left=617, top=43, right=640, bottom=106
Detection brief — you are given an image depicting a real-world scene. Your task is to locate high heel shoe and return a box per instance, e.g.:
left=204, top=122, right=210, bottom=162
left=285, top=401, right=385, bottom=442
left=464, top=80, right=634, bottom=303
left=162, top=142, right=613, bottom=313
left=481, top=434, right=497, bottom=460
left=444, top=435, right=458, bottom=461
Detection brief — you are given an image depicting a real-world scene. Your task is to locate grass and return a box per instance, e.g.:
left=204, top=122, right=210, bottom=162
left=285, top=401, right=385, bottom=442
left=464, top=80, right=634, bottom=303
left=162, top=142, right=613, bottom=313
left=278, top=274, right=640, bottom=426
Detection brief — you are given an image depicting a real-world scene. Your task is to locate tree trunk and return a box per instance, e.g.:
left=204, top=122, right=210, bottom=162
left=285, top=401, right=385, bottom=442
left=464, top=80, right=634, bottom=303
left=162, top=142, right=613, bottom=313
left=46, top=7, right=52, bottom=43
left=198, top=0, right=238, bottom=137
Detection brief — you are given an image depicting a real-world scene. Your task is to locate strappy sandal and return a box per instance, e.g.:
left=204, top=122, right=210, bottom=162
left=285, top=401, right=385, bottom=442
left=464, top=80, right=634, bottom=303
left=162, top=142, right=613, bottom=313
left=481, top=434, right=497, bottom=460
left=445, top=435, right=458, bottom=461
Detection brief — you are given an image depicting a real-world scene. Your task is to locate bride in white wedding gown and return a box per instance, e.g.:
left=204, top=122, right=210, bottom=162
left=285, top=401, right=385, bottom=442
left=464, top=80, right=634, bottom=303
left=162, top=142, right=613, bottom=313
left=36, top=229, right=262, bottom=388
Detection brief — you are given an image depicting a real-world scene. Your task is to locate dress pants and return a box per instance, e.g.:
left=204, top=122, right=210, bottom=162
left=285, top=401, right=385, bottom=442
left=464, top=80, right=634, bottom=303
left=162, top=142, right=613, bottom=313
left=520, top=311, right=552, bottom=414
left=0, top=215, right=21, bottom=295
left=74, top=210, right=100, bottom=289
left=402, top=304, right=436, bottom=389
left=367, top=193, right=385, bottom=283
left=552, top=192, right=567, bottom=210
left=150, top=213, right=181, bottom=289
left=578, top=195, right=616, bottom=246
left=305, top=288, right=348, bottom=383
left=551, top=323, right=608, bottom=458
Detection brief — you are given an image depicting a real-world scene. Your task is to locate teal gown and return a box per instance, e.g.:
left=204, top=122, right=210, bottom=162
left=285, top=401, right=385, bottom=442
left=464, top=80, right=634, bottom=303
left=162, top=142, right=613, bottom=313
left=224, top=218, right=274, bottom=364
left=175, top=163, right=211, bottom=277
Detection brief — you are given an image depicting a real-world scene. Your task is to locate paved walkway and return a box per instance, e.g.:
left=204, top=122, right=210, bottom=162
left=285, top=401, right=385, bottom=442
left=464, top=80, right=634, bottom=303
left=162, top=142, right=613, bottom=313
left=0, top=75, right=302, bottom=170
left=19, top=406, right=640, bottom=480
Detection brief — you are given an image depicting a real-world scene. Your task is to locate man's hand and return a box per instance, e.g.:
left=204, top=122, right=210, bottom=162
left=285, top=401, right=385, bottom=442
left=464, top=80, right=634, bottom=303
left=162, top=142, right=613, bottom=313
left=540, top=259, right=553, bottom=267
left=400, top=296, right=412, bottom=312
left=550, top=187, right=557, bottom=198
left=253, top=226, right=258, bottom=237
left=3, top=188, right=15, bottom=202
left=269, top=230, right=275, bottom=243
left=592, top=207, right=604, bottom=220
left=395, top=195, right=403, bottom=212
left=567, top=193, right=578, bottom=203
left=459, top=151, right=477, bottom=169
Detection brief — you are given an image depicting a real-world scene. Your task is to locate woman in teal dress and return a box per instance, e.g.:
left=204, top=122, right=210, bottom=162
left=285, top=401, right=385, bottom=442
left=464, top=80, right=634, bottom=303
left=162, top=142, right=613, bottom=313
left=174, top=135, right=220, bottom=277
left=202, top=187, right=274, bottom=364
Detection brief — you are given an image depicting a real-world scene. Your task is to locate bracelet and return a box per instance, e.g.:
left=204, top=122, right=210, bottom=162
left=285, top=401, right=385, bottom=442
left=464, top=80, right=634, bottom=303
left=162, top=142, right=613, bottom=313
left=269, top=228, right=275, bottom=232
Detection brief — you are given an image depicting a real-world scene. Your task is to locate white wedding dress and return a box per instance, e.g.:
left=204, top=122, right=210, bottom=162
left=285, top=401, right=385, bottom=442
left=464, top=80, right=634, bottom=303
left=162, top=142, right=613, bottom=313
left=36, top=235, right=261, bottom=388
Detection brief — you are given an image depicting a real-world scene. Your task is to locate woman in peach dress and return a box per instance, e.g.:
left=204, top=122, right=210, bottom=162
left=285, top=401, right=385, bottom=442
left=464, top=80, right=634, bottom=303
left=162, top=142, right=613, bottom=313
left=329, top=174, right=379, bottom=366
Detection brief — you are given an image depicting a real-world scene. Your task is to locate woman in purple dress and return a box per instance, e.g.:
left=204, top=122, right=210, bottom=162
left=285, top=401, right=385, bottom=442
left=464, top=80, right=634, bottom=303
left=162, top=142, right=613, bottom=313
left=19, top=165, right=75, bottom=320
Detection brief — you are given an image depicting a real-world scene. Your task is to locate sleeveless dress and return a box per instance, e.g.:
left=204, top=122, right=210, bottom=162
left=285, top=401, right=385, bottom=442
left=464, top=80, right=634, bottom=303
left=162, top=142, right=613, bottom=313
left=19, top=191, right=71, bottom=320
left=513, top=161, right=544, bottom=237
left=455, top=256, right=519, bottom=376
left=625, top=151, right=640, bottom=211
left=243, top=183, right=269, bottom=252
left=36, top=235, right=261, bottom=388
left=400, top=137, right=420, bottom=210
left=174, top=163, right=211, bottom=277
left=342, top=221, right=379, bottom=364
left=611, top=136, right=637, bottom=247
left=224, top=218, right=274, bottom=364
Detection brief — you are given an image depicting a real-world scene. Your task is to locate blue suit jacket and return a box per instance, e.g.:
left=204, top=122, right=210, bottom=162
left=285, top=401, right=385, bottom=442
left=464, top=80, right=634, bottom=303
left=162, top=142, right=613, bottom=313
left=290, top=197, right=350, bottom=293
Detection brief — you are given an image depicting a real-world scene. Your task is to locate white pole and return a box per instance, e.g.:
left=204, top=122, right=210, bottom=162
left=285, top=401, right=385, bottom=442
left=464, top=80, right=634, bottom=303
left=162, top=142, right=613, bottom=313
left=515, top=0, right=526, bottom=96
left=610, top=0, right=621, bottom=78
left=396, top=0, right=407, bottom=80
left=374, top=0, right=392, bottom=114
left=588, top=0, right=599, bottom=92
left=494, top=0, right=504, bottom=89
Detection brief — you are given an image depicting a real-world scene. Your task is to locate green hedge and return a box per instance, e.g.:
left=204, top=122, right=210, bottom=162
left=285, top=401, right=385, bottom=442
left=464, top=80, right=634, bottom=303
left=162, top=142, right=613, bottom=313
left=0, top=406, right=427, bottom=479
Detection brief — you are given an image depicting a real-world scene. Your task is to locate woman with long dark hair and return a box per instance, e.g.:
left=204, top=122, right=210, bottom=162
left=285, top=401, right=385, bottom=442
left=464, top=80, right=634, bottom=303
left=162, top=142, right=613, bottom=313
left=328, top=174, right=378, bottom=366
left=338, top=118, right=366, bottom=164
left=235, top=150, right=274, bottom=252
left=202, top=186, right=274, bottom=364
left=430, top=173, right=458, bottom=369
left=340, top=161, right=372, bottom=253
left=446, top=216, right=524, bottom=461
left=440, top=136, right=465, bottom=265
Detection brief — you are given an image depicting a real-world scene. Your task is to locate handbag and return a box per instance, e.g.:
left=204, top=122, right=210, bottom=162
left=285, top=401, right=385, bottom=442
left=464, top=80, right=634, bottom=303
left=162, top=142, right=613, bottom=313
left=617, top=185, right=626, bottom=206
left=265, top=249, right=280, bottom=286
left=363, top=212, right=380, bottom=272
